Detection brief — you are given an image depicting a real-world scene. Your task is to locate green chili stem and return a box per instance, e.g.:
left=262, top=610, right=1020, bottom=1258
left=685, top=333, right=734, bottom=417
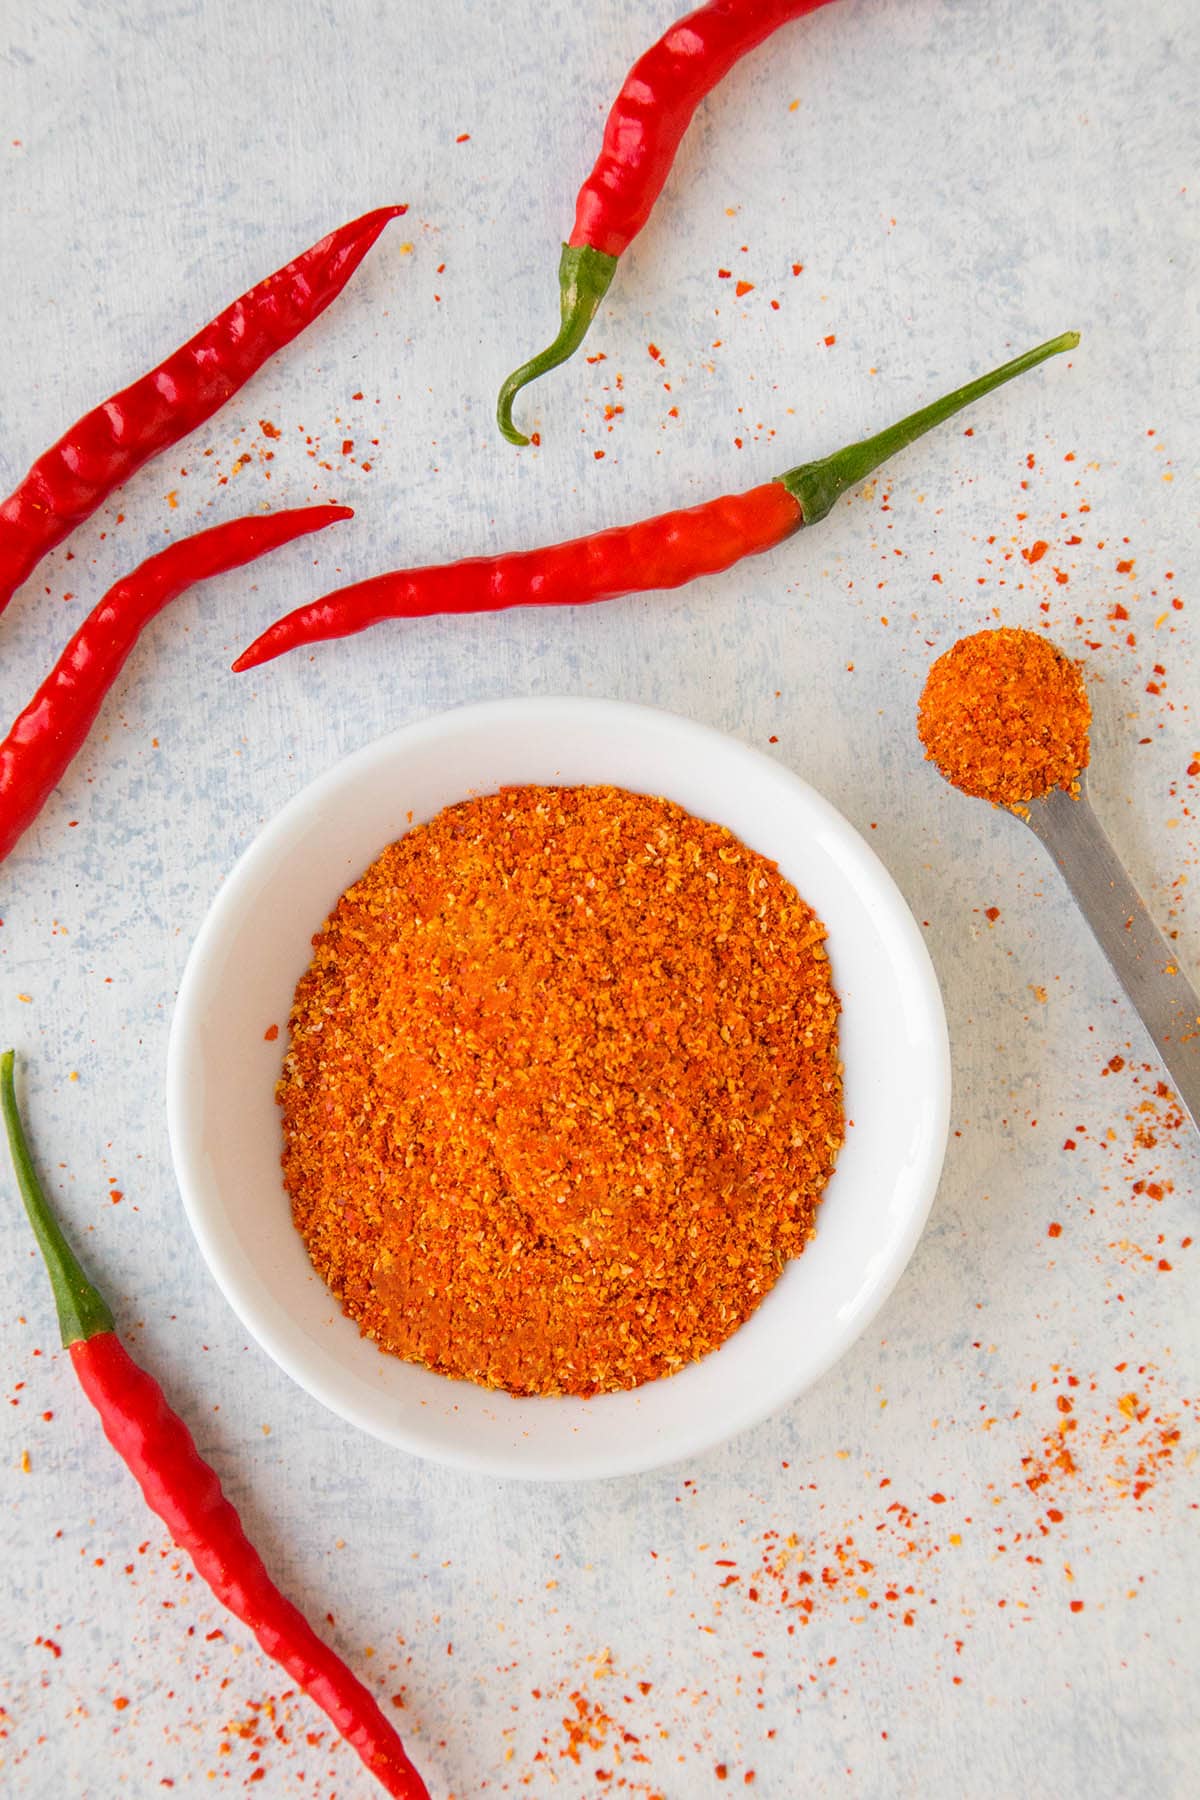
left=1, top=1050, right=114, bottom=1346
left=777, top=331, right=1081, bottom=526
left=497, top=243, right=619, bottom=446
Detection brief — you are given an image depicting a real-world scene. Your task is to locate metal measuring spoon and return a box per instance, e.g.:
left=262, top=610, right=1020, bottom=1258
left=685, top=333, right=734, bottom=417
left=920, top=626, right=1200, bottom=1140
left=1021, top=769, right=1199, bottom=1136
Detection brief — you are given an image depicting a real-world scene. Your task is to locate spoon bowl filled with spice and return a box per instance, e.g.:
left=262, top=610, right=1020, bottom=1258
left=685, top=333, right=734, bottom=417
left=168, top=697, right=951, bottom=1479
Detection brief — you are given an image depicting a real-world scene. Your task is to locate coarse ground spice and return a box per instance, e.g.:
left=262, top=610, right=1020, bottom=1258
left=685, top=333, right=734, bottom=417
left=279, top=784, right=843, bottom=1395
left=917, top=627, right=1091, bottom=809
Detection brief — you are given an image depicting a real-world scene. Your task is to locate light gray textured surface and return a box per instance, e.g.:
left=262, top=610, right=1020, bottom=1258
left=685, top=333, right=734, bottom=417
left=1, top=1, right=1197, bottom=1795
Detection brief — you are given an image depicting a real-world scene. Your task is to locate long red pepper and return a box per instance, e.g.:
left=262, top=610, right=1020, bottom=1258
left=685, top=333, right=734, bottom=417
left=0, top=505, right=352, bottom=863
left=0, top=1051, right=431, bottom=1800
left=240, top=332, right=1078, bottom=669
left=497, top=0, right=838, bottom=444
left=0, top=206, right=403, bottom=616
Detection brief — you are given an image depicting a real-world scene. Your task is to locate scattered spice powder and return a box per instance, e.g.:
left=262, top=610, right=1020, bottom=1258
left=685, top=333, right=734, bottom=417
left=918, top=627, right=1091, bottom=808
left=280, top=785, right=843, bottom=1395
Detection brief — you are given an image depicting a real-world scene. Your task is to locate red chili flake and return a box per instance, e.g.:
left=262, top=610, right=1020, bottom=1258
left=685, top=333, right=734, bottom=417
left=718, top=268, right=732, bottom=279
left=984, top=906, right=1000, bottom=923
left=113, top=1696, right=129, bottom=1711
left=1070, top=1599, right=1084, bottom=1613
left=594, top=450, right=606, bottom=460
left=791, top=263, right=804, bottom=275
left=1158, top=1259, right=1173, bottom=1272
left=715, top=1766, right=729, bottom=1782
left=341, top=439, right=354, bottom=456
left=1116, top=559, right=1133, bottom=574
left=1063, top=1139, right=1076, bottom=1151
left=1048, top=1223, right=1062, bottom=1238
left=259, top=421, right=281, bottom=440
left=1047, top=1508, right=1064, bottom=1522
left=1057, top=1395, right=1072, bottom=1414
left=647, top=343, right=662, bottom=361
left=929, top=1492, right=947, bottom=1504
left=455, top=132, right=471, bottom=143
left=1146, top=682, right=1161, bottom=696
left=735, top=280, right=755, bottom=297
left=823, top=334, right=836, bottom=347
left=768, top=735, right=778, bottom=744
left=264, top=1024, right=280, bottom=1042
left=1022, top=540, right=1049, bottom=564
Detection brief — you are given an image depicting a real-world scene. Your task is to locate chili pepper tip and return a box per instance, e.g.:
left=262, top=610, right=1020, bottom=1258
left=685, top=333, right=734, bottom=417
left=2, top=1050, right=116, bottom=1347
left=497, top=243, right=618, bottom=446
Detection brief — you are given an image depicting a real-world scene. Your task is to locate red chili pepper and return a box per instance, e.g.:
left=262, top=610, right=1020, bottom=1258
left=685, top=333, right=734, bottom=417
left=496, top=0, right=837, bottom=444
left=0, top=206, right=403, bottom=616
left=240, top=332, right=1078, bottom=669
left=0, top=1051, right=430, bottom=1800
left=0, top=505, right=352, bottom=864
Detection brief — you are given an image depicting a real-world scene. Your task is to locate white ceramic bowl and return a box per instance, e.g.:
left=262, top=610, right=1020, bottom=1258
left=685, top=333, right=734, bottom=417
left=167, top=698, right=949, bottom=1481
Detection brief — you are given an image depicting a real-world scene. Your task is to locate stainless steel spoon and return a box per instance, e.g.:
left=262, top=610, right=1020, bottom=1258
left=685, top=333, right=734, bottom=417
left=1023, top=769, right=1200, bottom=1136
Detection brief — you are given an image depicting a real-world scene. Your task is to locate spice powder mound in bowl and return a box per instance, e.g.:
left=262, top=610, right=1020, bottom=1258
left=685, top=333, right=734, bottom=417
left=279, top=784, right=844, bottom=1399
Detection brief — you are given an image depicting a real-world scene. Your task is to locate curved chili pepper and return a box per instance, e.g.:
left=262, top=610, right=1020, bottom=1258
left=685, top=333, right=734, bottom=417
left=1, top=1051, right=430, bottom=1800
left=0, top=206, right=403, bottom=617
left=239, top=332, right=1078, bottom=668
left=0, top=504, right=352, bottom=864
left=496, top=0, right=837, bottom=445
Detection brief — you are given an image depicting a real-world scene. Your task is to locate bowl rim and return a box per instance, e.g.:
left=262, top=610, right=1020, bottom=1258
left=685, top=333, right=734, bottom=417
left=167, top=695, right=950, bottom=1480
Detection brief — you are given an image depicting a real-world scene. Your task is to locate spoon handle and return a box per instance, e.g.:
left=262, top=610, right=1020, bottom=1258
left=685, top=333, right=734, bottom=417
left=1025, top=784, right=1200, bottom=1135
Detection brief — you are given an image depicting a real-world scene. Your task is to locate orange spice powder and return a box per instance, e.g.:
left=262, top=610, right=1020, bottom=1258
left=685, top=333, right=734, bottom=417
left=279, top=784, right=844, bottom=1396
left=918, top=627, right=1091, bottom=808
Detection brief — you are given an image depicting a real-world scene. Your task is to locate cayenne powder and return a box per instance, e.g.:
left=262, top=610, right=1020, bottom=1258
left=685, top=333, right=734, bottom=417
left=918, top=626, right=1091, bottom=809
left=279, top=785, right=844, bottom=1395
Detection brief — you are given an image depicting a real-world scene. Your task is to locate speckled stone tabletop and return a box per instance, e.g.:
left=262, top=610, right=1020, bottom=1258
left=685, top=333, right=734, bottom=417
left=2, top=1, right=1197, bottom=1795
